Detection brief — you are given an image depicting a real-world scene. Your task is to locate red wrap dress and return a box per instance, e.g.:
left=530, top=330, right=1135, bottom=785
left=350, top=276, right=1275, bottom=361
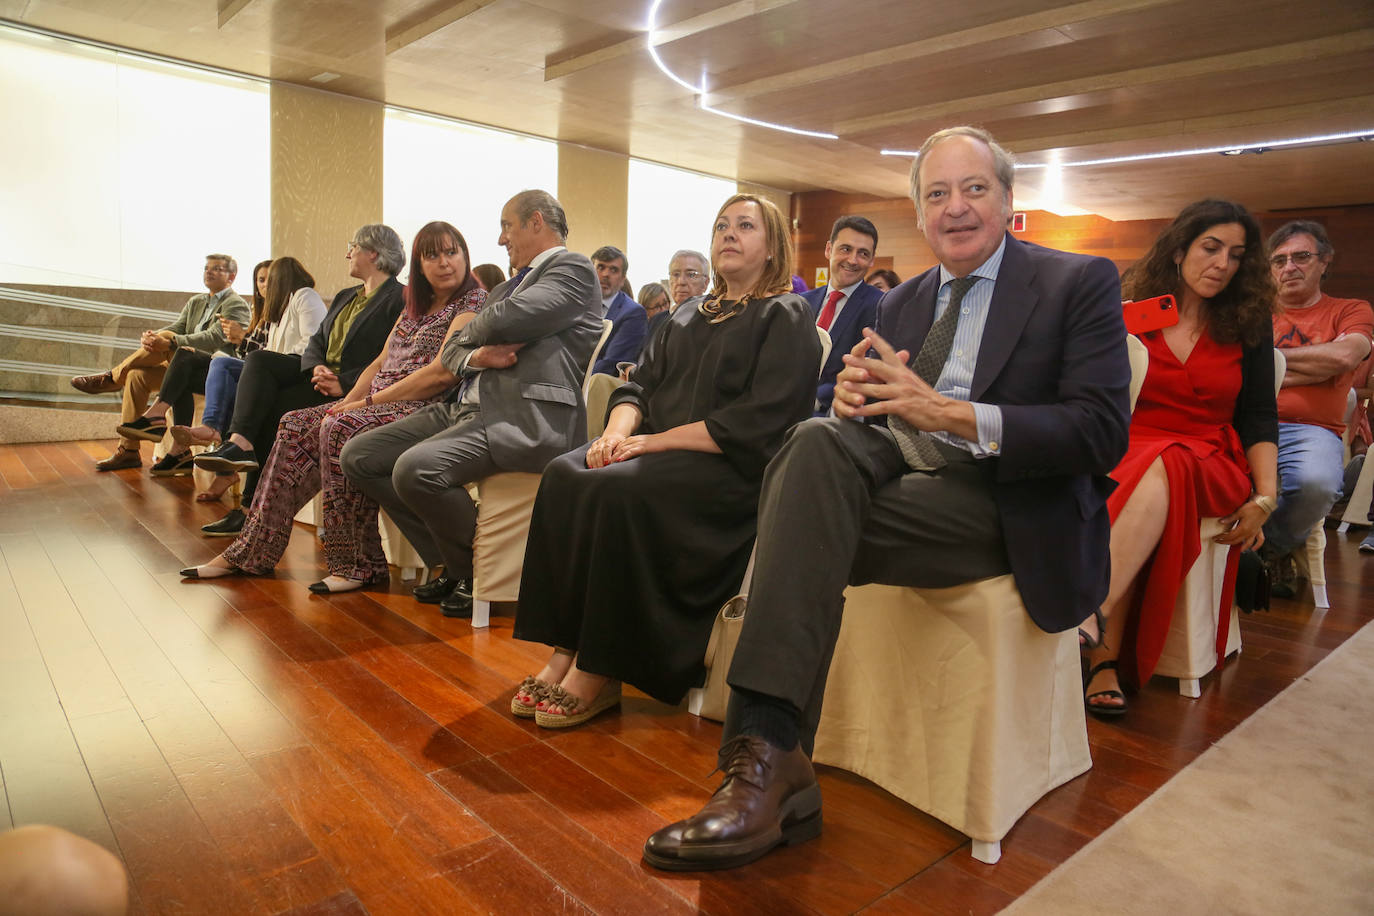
left=1108, top=329, right=1253, bottom=687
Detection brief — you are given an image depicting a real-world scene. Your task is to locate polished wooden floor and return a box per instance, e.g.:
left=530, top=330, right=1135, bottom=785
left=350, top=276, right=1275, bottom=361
left=1, top=439, right=1370, bottom=915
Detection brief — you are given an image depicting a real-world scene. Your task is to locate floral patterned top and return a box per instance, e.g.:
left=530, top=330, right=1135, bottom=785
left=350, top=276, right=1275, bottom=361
left=369, top=287, right=486, bottom=399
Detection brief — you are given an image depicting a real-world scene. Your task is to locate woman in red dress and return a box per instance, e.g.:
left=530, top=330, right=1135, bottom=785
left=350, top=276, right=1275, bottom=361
left=1082, top=199, right=1278, bottom=716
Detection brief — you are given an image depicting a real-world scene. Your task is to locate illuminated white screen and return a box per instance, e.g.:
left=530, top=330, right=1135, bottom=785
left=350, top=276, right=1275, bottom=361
left=0, top=25, right=269, bottom=291
left=626, top=159, right=735, bottom=295
left=384, top=110, right=558, bottom=284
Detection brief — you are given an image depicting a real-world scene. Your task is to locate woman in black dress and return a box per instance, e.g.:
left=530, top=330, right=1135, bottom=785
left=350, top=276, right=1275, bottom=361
left=512, top=194, right=821, bottom=727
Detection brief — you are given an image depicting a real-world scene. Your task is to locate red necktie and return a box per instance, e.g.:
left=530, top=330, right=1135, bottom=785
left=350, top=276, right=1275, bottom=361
left=817, top=288, right=843, bottom=331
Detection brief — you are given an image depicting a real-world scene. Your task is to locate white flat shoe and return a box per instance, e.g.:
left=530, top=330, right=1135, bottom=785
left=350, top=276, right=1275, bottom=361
left=307, top=576, right=369, bottom=594
left=180, top=563, right=238, bottom=579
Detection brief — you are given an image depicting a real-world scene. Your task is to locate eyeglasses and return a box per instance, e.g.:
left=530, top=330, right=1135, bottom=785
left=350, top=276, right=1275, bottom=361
left=204, top=265, right=229, bottom=273
left=346, top=242, right=362, bottom=255
left=669, top=269, right=704, bottom=281
left=1270, top=251, right=1317, bottom=269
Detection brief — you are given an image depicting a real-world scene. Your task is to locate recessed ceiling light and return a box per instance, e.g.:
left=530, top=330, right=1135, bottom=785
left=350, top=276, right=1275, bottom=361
left=309, top=71, right=341, bottom=84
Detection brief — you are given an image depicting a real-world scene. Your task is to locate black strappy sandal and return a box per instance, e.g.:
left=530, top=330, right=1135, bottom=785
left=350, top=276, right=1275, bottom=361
left=1084, top=659, right=1128, bottom=718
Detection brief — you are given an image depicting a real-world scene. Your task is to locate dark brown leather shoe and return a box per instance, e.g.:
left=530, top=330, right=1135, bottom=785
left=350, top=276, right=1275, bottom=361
left=71, top=371, right=119, bottom=395
left=95, top=447, right=141, bottom=471
left=642, top=735, right=821, bottom=871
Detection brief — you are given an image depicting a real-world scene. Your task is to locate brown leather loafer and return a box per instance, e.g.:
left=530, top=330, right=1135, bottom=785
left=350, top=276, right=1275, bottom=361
left=95, top=447, right=141, bottom=471
left=71, top=371, right=119, bottom=395
left=642, top=735, right=821, bottom=871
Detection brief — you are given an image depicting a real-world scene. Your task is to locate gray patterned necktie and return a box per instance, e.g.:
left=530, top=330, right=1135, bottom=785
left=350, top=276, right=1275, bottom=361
left=889, top=276, right=978, bottom=471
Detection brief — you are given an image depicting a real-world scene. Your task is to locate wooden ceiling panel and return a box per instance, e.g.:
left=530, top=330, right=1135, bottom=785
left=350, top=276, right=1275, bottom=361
left=5, top=0, right=1372, bottom=219
left=842, top=54, right=1374, bottom=156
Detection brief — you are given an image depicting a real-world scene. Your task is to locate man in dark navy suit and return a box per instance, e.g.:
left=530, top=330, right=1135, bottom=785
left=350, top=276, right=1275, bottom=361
left=803, top=216, right=884, bottom=415
left=644, top=126, right=1131, bottom=872
left=589, top=245, right=647, bottom=376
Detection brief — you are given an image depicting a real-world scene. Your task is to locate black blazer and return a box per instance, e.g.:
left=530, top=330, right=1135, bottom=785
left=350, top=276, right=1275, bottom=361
left=876, top=235, right=1131, bottom=633
left=301, top=277, right=405, bottom=393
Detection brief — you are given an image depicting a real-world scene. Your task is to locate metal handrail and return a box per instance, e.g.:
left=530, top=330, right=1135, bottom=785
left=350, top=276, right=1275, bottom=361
left=0, top=323, right=141, bottom=350
left=0, top=286, right=181, bottom=323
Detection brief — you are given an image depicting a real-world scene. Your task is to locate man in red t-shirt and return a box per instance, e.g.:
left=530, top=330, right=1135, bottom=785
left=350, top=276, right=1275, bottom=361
left=1263, top=221, right=1374, bottom=595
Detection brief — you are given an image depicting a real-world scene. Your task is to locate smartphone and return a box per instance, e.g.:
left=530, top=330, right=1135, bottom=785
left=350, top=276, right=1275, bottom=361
left=1123, top=294, right=1178, bottom=335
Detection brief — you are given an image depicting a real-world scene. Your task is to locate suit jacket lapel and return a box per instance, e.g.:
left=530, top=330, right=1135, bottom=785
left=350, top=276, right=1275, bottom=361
left=971, top=236, right=1038, bottom=400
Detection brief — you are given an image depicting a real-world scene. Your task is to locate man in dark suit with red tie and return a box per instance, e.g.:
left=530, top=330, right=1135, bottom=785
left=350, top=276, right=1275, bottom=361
left=643, top=126, right=1131, bottom=871
left=803, top=216, right=884, bottom=415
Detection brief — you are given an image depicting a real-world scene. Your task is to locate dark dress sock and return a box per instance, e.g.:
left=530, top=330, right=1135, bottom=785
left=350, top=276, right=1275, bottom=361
left=723, top=686, right=801, bottom=752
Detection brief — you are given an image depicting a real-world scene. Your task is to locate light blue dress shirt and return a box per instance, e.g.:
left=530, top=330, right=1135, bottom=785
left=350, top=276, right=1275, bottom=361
left=929, top=236, right=1006, bottom=457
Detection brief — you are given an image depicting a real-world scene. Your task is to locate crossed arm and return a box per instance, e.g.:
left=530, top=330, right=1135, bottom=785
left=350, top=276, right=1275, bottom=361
left=1281, top=334, right=1371, bottom=387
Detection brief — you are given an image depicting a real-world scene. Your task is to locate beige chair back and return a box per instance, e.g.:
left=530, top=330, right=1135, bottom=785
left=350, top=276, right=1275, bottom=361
left=1126, top=334, right=1148, bottom=412
left=584, top=372, right=626, bottom=441
left=815, top=325, right=832, bottom=375
left=582, top=319, right=615, bottom=398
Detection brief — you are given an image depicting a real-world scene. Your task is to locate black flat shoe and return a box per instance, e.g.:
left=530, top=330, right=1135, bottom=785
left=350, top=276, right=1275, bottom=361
left=439, top=584, right=474, bottom=619
left=1084, top=660, right=1128, bottom=718
left=202, top=508, right=246, bottom=537
left=413, top=572, right=461, bottom=603
left=194, top=442, right=259, bottom=473
left=116, top=416, right=169, bottom=442
left=149, top=450, right=195, bottom=477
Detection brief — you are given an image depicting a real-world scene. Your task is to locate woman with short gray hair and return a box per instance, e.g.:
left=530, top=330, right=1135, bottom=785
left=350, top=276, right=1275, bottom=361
left=351, top=224, right=406, bottom=275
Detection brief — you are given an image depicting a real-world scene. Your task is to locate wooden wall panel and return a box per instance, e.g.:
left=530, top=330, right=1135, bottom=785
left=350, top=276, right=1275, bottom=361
left=271, top=84, right=384, bottom=298
left=796, top=191, right=1374, bottom=300
left=557, top=143, right=628, bottom=258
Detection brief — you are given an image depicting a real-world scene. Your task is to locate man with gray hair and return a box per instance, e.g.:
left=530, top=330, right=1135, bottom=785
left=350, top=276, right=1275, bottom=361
left=71, top=253, right=250, bottom=471
left=1260, top=220, right=1372, bottom=593
left=643, top=126, right=1130, bottom=871
left=589, top=244, right=647, bottom=376
left=341, top=190, right=602, bottom=618
left=667, top=249, right=710, bottom=310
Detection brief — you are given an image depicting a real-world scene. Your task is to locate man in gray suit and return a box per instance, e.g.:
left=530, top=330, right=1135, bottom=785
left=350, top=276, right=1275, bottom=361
left=341, top=190, right=602, bottom=617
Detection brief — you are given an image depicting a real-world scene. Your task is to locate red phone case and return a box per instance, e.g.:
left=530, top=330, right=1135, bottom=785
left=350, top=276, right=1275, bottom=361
left=1123, top=294, right=1178, bottom=335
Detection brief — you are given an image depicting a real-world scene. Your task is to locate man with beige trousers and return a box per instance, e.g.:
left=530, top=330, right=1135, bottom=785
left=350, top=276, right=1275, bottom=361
left=70, top=254, right=249, bottom=470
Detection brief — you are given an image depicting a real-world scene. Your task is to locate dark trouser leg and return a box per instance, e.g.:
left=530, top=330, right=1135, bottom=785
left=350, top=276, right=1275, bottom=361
left=242, top=382, right=326, bottom=505
left=227, top=350, right=309, bottom=445
left=389, top=411, right=499, bottom=576
left=158, top=349, right=212, bottom=427
left=227, top=350, right=319, bottom=505
left=341, top=405, right=497, bottom=574
left=725, top=417, right=1007, bottom=753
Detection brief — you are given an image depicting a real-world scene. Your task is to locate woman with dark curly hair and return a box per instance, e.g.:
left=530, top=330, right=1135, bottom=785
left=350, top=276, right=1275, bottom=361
left=1082, top=199, right=1278, bottom=717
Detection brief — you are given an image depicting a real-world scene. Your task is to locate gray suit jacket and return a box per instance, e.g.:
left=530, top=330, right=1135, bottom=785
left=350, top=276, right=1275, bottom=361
left=440, top=248, right=602, bottom=473
left=164, top=290, right=251, bottom=356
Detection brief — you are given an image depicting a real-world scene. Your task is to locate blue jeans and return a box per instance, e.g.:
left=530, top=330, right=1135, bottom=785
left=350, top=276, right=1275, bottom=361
left=1263, top=422, right=1345, bottom=554
left=201, top=356, right=244, bottom=434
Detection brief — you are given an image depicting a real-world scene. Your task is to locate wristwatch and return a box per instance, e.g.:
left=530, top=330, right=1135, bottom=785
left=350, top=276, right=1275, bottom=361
left=1250, top=494, right=1278, bottom=516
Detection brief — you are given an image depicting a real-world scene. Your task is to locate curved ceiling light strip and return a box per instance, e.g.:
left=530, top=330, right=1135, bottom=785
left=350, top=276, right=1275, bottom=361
left=645, top=0, right=838, bottom=140
left=880, top=129, right=1374, bottom=168
left=644, top=3, right=1369, bottom=161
